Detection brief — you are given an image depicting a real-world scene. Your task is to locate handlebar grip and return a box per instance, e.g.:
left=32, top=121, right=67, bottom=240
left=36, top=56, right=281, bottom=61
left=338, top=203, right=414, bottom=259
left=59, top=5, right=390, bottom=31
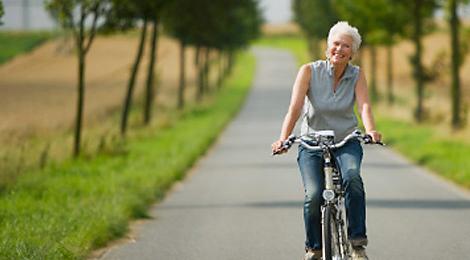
left=272, top=135, right=296, bottom=156
left=364, top=134, right=385, bottom=146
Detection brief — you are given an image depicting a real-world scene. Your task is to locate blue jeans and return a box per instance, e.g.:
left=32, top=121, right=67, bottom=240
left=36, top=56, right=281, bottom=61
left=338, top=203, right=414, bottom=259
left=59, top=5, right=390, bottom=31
left=297, top=139, right=367, bottom=250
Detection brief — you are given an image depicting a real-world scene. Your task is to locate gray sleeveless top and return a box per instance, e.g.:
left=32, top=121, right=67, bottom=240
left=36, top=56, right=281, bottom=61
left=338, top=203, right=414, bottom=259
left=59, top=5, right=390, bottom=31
left=300, top=60, right=360, bottom=142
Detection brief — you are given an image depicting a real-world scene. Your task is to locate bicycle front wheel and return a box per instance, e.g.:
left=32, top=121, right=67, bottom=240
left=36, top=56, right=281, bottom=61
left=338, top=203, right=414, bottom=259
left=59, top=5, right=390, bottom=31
left=322, top=205, right=341, bottom=260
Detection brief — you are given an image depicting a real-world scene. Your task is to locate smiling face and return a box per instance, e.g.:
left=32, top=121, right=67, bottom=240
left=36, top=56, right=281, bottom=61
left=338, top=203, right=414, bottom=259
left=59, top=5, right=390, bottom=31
left=327, top=33, right=354, bottom=65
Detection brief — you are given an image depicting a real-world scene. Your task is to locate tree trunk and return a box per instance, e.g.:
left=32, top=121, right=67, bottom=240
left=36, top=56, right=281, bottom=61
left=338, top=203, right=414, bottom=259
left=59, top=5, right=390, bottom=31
left=450, top=0, right=461, bottom=128
left=369, top=45, right=378, bottom=103
left=203, top=48, right=210, bottom=93
left=71, top=4, right=100, bottom=157
left=196, top=46, right=204, bottom=102
left=223, top=51, right=230, bottom=78
left=227, top=50, right=234, bottom=75
left=143, top=17, right=159, bottom=125
left=386, top=45, right=394, bottom=105
left=74, top=23, right=85, bottom=157
left=178, top=41, right=186, bottom=109
left=217, top=50, right=223, bottom=89
left=121, top=17, right=148, bottom=136
left=194, top=45, right=200, bottom=67
left=413, top=0, right=425, bottom=122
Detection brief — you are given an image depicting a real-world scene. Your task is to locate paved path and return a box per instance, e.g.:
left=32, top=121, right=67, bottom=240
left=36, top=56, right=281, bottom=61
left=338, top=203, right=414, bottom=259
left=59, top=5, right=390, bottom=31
left=101, top=48, right=470, bottom=260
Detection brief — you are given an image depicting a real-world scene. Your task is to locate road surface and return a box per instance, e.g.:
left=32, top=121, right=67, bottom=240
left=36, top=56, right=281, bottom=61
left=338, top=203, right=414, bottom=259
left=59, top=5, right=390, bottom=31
left=100, top=47, right=470, bottom=260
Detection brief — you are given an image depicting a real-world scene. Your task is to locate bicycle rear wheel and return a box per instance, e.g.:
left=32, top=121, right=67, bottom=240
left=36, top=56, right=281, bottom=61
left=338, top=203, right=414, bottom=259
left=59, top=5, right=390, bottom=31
left=322, top=205, right=341, bottom=260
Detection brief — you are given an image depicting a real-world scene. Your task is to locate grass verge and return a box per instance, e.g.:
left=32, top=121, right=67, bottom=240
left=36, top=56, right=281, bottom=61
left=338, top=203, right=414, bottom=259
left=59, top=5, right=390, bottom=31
left=255, top=34, right=470, bottom=190
left=0, top=31, right=54, bottom=64
left=376, top=116, right=470, bottom=189
left=0, top=52, right=255, bottom=259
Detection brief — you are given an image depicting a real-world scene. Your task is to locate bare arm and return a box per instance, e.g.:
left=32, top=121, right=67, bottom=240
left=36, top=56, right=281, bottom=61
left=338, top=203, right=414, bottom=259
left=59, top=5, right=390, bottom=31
left=355, top=69, right=382, bottom=142
left=271, top=64, right=311, bottom=153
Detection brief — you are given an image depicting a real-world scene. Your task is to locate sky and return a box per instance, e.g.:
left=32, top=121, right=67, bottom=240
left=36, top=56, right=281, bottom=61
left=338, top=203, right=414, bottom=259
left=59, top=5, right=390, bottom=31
left=0, top=0, right=294, bottom=30
left=2, top=0, right=468, bottom=30
left=258, top=0, right=293, bottom=25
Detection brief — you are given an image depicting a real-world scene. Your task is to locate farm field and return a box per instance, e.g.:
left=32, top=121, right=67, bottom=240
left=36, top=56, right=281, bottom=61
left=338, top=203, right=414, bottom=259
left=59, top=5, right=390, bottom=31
left=0, top=33, right=199, bottom=139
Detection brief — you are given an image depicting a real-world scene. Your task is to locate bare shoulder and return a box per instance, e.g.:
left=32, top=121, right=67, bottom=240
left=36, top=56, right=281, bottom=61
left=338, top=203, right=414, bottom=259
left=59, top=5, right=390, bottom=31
left=297, top=63, right=312, bottom=80
left=355, top=67, right=368, bottom=95
left=357, top=66, right=366, bottom=78
left=299, top=63, right=311, bottom=72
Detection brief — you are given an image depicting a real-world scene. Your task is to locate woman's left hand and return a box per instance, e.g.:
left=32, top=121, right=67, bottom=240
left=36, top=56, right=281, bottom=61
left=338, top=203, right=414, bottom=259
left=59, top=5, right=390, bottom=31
left=367, top=130, right=382, bottom=143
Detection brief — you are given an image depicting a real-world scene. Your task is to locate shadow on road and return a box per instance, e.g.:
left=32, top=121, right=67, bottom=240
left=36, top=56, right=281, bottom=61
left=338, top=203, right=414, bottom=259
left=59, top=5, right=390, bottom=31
left=158, top=199, right=470, bottom=211
left=367, top=199, right=470, bottom=210
left=362, top=162, right=414, bottom=169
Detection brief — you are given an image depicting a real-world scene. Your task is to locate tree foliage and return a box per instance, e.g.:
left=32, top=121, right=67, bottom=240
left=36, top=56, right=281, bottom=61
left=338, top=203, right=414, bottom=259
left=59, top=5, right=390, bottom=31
left=292, top=0, right=337, bottom=59
left=162, top=0, right=262, bottom=104
left=0, top=0, right=4, bottom=26
left=164, top=0, right=261, bottom=50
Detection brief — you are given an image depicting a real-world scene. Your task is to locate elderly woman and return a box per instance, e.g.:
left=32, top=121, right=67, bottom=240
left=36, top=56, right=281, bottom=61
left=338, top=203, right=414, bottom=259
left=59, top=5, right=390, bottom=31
left=271, top=21, right=381, bottom=260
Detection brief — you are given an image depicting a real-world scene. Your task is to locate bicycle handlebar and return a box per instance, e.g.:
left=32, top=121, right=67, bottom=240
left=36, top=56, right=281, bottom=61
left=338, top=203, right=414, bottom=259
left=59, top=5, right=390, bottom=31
left=272, top=130, right=384, bottom=155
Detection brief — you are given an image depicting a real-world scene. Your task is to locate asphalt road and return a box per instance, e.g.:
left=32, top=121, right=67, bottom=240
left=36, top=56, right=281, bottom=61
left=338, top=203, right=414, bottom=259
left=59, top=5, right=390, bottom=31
left=100, top=47, right=470, bottom=260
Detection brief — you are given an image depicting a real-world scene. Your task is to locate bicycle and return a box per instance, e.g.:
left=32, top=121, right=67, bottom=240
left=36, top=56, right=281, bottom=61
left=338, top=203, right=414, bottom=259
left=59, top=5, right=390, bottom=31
left=273, top=130, right=383, bottom=260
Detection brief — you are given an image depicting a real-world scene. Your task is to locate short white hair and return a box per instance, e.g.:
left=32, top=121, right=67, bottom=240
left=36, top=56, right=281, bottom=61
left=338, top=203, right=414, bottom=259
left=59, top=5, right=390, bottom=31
left=326, top=21, right=362, bottom=58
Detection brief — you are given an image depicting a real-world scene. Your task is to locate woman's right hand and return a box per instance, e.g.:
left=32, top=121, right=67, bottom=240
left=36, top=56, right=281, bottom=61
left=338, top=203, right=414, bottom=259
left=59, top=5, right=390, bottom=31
left=271, top=139, right=287, bottom=155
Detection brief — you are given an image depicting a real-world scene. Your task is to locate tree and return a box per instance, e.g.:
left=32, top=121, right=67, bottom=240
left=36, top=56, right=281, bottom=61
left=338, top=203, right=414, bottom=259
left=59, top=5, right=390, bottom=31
left=46, top=0, right=109, bottom=157
left=378, top=0, right=409, bottom=105
left=104, top=0, right=167, bottom=135
left=211, top=0, right=262, bottom=77
left=346, top=0, right=437, bottom=118
left=447, top=0, right=469, bottom=128
left=0, top=0, right=4, bottom=25
left=161, top=0, right=192, bottom=109
left=102, top=0, right=146, bottom=136
left=163, top=0, right=262, bottom=107
left=292, top=0, right=338, bottom=60
left=408, top=0, right=438, bottom=122
left=357, top=0, right=409, bottom=105
left=140, top=1, right=167, bottom=126
left=143, top=10, right=159, bottom=125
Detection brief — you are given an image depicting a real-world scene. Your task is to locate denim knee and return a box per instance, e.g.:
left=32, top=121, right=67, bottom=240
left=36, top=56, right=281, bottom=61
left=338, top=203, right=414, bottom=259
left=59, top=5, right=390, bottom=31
left=342, top=169, right=364, bottom=197
left=304, top=186, right=322, bottom=211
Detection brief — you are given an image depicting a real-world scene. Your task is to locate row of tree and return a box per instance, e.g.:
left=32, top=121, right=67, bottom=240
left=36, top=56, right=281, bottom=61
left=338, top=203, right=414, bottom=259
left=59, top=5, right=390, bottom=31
left=0, top=0, right=3, bottom=25
left=293, top=0, right=469, bottom=129
left=43, top=0, right=262, bottom=157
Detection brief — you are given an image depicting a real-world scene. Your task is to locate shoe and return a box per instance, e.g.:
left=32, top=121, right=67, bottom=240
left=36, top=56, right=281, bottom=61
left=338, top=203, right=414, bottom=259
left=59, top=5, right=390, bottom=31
left=351, top=246, right=369, bottom=260
left=303, top=249, right=322, bottom=260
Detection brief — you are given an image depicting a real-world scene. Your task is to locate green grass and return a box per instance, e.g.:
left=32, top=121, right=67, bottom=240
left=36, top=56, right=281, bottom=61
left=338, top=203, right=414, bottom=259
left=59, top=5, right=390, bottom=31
left=0, top=52, right=256, bottom=259
left=256, top=34, right=470, bottom=190
left=0, top=31, right=53, bottom=64
left=376, top=117, right=470, bottom=189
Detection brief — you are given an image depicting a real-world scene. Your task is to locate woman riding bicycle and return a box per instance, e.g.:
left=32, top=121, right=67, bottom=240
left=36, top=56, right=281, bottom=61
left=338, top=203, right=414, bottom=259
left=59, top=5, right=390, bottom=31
left=271, top=21, right=382, bottom=260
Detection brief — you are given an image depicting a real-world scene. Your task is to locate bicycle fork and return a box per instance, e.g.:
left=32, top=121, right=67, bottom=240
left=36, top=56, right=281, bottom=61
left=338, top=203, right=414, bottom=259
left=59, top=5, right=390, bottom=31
left=322, top=152, right=352, bottom=259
